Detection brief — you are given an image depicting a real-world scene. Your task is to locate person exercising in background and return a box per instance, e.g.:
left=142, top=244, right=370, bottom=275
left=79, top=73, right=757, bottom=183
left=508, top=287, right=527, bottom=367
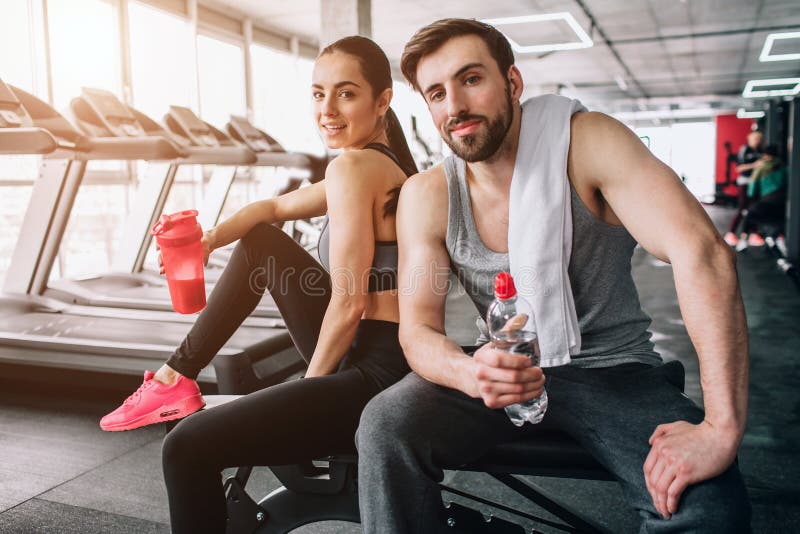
left=725, top=129, right=763, bottom=247
left=100, top=36, right=415, bottom=533
left=357, top=18, right=751, bottom=533
left=734, top=143, right=788, bottom=247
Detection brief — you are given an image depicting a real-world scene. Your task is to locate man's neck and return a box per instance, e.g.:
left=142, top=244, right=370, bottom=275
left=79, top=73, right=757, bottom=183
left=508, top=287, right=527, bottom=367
left=465, top=103, right=522, bottom=189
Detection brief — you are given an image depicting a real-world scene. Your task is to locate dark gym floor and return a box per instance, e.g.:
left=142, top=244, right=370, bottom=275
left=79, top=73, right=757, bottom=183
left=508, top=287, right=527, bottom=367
left=0, top=205, right=798, bottom=533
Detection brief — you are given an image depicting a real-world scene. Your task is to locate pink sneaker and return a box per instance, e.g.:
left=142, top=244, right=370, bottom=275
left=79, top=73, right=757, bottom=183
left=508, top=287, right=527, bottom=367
left=747, top=233, right=766, bottom=246
left=100, top=371, right=205, bottom=431
left=723, top=232, right=739, bottom=246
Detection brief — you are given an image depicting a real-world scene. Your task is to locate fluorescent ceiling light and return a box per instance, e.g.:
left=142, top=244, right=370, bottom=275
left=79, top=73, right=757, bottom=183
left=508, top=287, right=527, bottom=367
left=482, top=13, right=593, bottom=53
left=742, top=77, right=800, bottom=98
left=759, top=31, right=800, bottom=62
left=613, top=108, right=721, bottom=121
left=737, top=108, right=765, bottom=119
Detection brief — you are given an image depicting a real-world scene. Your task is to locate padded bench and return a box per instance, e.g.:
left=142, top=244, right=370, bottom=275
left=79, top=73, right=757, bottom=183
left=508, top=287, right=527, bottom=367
left=200, top=360, right=685, bottom=533
left=187, top=397, right=616, bottom=533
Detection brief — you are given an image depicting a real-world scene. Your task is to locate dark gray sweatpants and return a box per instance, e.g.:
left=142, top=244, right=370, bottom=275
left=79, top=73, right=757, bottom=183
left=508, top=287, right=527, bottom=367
left=356, top=362, right=751, bottom=533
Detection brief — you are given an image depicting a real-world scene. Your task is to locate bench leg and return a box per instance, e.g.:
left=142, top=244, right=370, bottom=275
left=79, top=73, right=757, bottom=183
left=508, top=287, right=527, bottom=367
left=252, top=488, right=359, bottom=533
left=225, top=476, right=267, bottom=534
left=224, top=462, right=360, bottom=534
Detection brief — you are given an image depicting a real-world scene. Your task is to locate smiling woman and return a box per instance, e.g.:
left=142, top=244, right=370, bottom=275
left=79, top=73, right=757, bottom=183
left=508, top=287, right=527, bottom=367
left=84, top=34, right=420, bottom=534
left=312, top=54, right=388, bottom=150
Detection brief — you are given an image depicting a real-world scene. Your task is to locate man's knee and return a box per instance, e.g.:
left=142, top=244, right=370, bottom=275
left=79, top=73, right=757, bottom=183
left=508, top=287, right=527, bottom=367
left=357, top=388, right=414, bottom=456
left=668, top=465, right=751, bottom=532
left=357, top=376, right=434, bottom=457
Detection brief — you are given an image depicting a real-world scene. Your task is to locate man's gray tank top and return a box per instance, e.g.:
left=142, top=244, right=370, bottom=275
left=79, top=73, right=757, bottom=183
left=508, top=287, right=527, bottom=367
left=444, top=156, right=661, bottom=368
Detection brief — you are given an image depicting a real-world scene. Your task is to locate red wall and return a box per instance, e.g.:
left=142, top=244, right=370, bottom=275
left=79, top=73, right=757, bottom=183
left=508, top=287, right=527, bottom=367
left=715, top=114, right=754, bottom=196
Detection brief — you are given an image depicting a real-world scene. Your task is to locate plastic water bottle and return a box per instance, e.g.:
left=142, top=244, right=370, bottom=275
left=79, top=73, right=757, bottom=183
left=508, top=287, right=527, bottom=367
left=487, top=272, right=548, bottom=426
left=151, top=210, right=206, bottom=314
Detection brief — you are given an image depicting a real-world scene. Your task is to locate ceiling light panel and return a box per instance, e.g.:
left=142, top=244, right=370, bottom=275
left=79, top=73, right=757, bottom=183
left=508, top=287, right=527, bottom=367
left=737, top=108, right=765, bottom=119
left=759, top=31, right=800, bottom=62
left=482, top=13, right=593, bottom=54
left=742, top=78, right=800, bottom=98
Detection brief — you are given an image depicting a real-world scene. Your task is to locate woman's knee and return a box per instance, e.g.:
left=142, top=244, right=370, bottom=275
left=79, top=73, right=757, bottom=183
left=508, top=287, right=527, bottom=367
left=241, top=222, right=285, bottom=252
left=162, top=424, right=189, bottom=463
left=162, top=419, right=207, bottom=473
left=237, top=223, right=290, bottom=286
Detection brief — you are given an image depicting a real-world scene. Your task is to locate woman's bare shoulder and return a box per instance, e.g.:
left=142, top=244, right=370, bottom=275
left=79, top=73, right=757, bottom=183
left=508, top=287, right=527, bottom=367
left=325, top=149, right=394, bottom=179
left=324, top=148, right=401, bottom=189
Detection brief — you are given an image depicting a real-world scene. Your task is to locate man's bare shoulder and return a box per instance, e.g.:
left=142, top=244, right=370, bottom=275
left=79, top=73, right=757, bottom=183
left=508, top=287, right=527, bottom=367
left=398, top=163, right=448, bottom=238
left=401, top=163, right=448, bottom=203
left=569, top=111, right=649, bottom=189
left=570, top=111, right=641, bottom=156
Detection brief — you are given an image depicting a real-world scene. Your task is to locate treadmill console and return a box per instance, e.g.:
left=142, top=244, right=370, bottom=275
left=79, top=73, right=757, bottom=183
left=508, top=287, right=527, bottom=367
left=0, top=78, right=33, bottom=128
left=228, top=115, right=274, bottom=152
left=168, top=106, right=219, bottom=148
left=80, top=87, right=145, bottom=137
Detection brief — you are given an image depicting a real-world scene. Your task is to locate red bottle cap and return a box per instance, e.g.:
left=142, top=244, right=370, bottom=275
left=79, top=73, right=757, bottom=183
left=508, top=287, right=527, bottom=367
left=151, top=209, right=202, bottom=247
left=494, top=272, right=516, bottom=300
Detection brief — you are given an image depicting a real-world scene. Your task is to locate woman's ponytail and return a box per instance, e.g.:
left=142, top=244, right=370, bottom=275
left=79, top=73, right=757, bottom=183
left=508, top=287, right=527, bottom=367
left=382, top=107, right=418, bottom=218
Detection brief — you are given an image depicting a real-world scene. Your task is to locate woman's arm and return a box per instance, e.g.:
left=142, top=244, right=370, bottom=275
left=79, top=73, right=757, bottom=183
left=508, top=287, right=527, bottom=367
left=304, top=153, right=376, bottom=377
left=206, top=180, right=327, bottom=252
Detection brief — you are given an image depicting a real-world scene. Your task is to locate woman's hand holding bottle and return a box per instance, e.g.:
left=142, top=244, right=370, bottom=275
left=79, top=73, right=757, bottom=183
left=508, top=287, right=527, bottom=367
left=157, top=227, right=215, bottom=275
left=200, top=229, right=215, bottom=267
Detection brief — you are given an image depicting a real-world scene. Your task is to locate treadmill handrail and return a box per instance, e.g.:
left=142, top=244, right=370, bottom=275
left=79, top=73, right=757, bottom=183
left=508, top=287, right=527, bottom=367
left=71, top=135, right=182, bottom=161
left=8, top=85, right=183, bottom=162
left=177, top=145, right=258, bottom=165
left=164, top=107, right=257, bottom=165
left=0, top=127, right=58, bottom=155
left=254, top=151, right=312, bottom=168
left=0, top=330, right=241, bottom=356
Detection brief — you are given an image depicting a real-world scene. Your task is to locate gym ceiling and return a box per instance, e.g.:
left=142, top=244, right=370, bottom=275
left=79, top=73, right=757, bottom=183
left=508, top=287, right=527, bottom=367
left=202, top=0, right=800, bottom=119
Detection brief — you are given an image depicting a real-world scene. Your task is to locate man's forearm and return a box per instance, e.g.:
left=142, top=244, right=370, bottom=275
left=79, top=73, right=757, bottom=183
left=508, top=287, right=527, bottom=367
left=672, top=243, right=749, bottom=441
left=400, top=323, right=477, bottom=396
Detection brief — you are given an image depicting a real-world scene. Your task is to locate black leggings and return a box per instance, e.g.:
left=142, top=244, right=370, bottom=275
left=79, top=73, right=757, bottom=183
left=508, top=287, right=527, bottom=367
left=161, top=224, right=408, bottom=533
left=167, top=222, right=333, bottom=375
left=728, top=184, right=750, bottom=233
left=740, top=190, right=786, bottom=235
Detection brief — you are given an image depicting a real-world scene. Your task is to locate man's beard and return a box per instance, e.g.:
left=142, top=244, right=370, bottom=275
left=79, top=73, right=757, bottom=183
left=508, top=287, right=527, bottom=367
left=442, top=91, right=513, bottom=163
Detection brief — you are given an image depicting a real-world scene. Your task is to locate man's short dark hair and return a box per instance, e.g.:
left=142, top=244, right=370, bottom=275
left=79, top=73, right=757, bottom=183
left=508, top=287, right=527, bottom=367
left=400, top=18, right=515, bottom=92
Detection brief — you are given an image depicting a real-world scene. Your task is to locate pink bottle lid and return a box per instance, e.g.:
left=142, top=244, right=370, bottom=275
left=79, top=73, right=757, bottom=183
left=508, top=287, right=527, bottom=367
left=151, top=209, right=202, bottom=247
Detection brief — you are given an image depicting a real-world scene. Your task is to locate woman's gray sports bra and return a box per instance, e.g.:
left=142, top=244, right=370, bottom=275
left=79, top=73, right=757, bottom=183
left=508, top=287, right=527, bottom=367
left=316, top=143, right=411, bottom=292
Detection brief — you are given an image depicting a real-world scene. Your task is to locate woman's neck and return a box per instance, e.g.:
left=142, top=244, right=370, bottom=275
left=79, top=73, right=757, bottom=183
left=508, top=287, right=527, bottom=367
left=343, top=126, right=389, bottom=151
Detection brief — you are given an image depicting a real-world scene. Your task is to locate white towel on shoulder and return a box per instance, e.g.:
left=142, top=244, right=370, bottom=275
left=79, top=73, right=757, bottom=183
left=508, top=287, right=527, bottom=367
left=508, top=95, right=586, bottom=367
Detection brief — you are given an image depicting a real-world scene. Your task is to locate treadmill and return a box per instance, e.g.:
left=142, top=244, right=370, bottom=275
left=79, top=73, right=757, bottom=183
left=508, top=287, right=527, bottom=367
left=163, top=107, right=323, bottom=276
left=42, top=88, right=284, bottom=319
left=0, top=80, right=302, bottom=392
left=226, top=114, right=315, bottom=169
left=225, top=114, right=326, bottom=252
